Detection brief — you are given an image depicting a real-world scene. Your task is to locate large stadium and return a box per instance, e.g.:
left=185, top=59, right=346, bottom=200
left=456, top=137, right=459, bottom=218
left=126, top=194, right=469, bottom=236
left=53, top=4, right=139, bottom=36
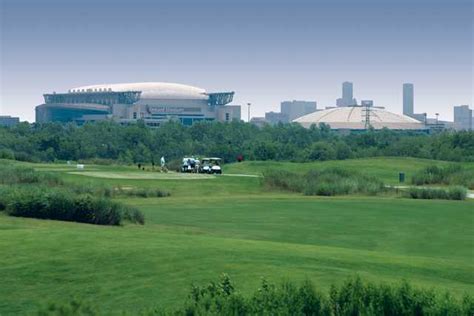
left=294, top=106, right=426, bottom=130
left=35, top=82, right=241, bottom=126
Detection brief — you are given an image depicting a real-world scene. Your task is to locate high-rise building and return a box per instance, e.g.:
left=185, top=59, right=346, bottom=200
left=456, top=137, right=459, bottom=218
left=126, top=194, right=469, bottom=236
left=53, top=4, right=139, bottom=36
left=454, top=105, right=472, bottom=130
left=265, top=111, right=289, bottom=124
left=343, top=82, right=353, bottom=103
left=281, top=100, right=317, bottom=121
left=0, top=115, right=20, bottom=127
left=361, top=100, right=374, bottom=107
left=336, top=81, right=357, bottom=107
left=403, top=83, right=414, bottom=117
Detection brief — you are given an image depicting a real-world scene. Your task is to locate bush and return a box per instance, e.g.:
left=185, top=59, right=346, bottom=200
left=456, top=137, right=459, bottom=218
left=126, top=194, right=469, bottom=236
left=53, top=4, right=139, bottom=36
left=263, top=168, right=385, bottom=196
left=37, top=299, right=99, bottom=316
left=406, top=186, right=467, bottom=200
left=173, top=275, right=473, bottom=316
left=121, top=204, right=145, bottom=225
left=0, top=149, right=15, bottom=160
left=3, top=186, right=144, bottom=225
left=411, top=165, right=474, bottom=189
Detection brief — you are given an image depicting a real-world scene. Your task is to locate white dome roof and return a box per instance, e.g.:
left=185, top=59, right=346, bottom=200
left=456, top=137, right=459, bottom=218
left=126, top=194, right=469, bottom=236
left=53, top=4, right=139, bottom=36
left=294, top=106, right=425, bottom=130
left=70, top=82, right=207, bottom=100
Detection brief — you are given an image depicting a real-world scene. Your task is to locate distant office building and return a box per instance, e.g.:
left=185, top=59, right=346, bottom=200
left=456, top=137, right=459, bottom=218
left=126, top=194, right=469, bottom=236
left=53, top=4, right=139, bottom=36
left=361, top=100, right=373, bottom=107
left=280, top=100, right=317, bottom=121
left=411, top=113, right=427, bottom=123
left=0, top=115, right=20, bottom=127
left=35, top=82, right=240, bottom=127
left=336, top=82, right=357, bottom=107
left=454, top=105, right=472, bottom=130
left=265, top=111, right=289, bottom=124
left=403, top=83, right=414, bottom=116
left=249, top=117, right=267, bottom=128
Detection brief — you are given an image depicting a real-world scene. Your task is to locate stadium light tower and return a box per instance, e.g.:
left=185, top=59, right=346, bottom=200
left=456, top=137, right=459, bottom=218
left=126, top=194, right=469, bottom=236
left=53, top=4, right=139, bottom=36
left=247, top=103, right=251, bottom=122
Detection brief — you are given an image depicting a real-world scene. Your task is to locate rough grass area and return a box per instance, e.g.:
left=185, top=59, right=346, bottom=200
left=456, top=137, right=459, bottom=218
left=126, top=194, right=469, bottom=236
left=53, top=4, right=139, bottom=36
left=0, top=186, right=144, bottom=225
left=406, top=186, right=467, bottom=200
left=411, top=165, right=474, bottom=189
left=224, top=157, right=474, bottom=185
left=38, top=275, right=474, bottom=315
left=263, top=168, right=385, bottom=196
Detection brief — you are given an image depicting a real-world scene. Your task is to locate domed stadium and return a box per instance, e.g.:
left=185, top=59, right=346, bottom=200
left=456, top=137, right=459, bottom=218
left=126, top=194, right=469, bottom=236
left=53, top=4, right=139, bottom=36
left=70, top=82, right=208, bottom=100
left=293, top=106, right=426, bottom=130
left=36, top=82, right=240, bottom=126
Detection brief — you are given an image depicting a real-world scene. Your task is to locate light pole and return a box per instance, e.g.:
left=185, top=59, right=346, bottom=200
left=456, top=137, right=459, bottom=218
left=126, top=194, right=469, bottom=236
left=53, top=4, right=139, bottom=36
left=247, top=103, right=251, bottom=122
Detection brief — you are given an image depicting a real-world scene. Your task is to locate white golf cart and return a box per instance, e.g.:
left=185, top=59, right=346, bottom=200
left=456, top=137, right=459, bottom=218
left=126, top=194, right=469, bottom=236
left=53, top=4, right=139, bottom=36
left=181, top=157, right=199, bottom=173
left=199, top=157, right=222, bottom=174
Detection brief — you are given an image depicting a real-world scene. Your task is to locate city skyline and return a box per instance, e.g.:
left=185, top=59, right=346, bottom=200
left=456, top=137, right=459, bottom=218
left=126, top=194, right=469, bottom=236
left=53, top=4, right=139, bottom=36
left=1, top=0, right=472, bottom=122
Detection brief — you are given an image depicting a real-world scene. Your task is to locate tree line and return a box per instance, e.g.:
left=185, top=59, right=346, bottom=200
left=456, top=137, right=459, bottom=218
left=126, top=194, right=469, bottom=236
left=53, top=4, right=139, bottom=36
left=0, top=120, right=473, bottom=164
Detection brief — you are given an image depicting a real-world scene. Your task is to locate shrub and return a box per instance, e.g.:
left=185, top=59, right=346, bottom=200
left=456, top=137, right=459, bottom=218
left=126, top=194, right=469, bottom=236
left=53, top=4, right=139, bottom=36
left=406, top=186, right=467, bottom=200
left=0, top=149, right=15, bottom=160
left=3, top=186, right=144, bottom=225
left=121, top=205, right=145, bottom=225
left=411, top=164, right=474, bottom=189
left=173, top=275, right=473, bottom=316
left=37, top=299, right=99, bottom=316
left=447, top=186, right=468, bottom=200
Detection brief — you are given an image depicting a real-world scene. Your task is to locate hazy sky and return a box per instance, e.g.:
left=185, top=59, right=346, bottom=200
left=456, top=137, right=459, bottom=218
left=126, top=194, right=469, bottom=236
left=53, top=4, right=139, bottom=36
left=1, top=0, right=473, bottom=122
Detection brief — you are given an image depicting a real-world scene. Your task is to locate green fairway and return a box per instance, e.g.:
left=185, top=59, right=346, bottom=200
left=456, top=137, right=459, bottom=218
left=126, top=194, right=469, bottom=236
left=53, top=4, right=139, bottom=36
left=0, top=157, right=473, bottom=314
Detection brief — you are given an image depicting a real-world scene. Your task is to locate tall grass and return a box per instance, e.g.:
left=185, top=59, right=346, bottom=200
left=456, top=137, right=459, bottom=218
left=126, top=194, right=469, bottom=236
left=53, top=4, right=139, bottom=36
left=36, top=275, right=474, bottom=315
left=406, top=186, right=467, bottom=200
left=178, top=275, right=473, bottom=315
left=412, top=165, right=474, bottom=189
left=1, top=186, right=144, bottom=225
left=0, top=163, right=62, bottom=186
left=70, top=183, right=170, bottom=198
left=263, top=168, right=385, bottom=196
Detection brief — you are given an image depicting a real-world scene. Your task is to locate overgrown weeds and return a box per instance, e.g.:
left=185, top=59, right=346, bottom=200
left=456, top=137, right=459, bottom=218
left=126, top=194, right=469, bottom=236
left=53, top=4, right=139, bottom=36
left=263, top=168, right=386, bottom=196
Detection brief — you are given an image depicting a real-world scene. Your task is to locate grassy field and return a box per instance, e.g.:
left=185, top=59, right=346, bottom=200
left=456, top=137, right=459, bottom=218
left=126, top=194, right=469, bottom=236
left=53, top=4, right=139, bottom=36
left=0, top=157, right=473, bottom=314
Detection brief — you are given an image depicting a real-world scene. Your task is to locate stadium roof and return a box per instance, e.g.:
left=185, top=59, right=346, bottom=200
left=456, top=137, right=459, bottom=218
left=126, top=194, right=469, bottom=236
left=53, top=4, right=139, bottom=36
left=294, top=106, right=426, bottom=130
left=70, top=82, right=208, bottom=100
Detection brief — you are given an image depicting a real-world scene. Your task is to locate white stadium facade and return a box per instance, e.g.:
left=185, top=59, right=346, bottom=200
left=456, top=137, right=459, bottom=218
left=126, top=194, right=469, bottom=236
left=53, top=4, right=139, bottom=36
left=293, top=106, right=427, bottom=131
left=35, top=82, right=241, bottom=126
